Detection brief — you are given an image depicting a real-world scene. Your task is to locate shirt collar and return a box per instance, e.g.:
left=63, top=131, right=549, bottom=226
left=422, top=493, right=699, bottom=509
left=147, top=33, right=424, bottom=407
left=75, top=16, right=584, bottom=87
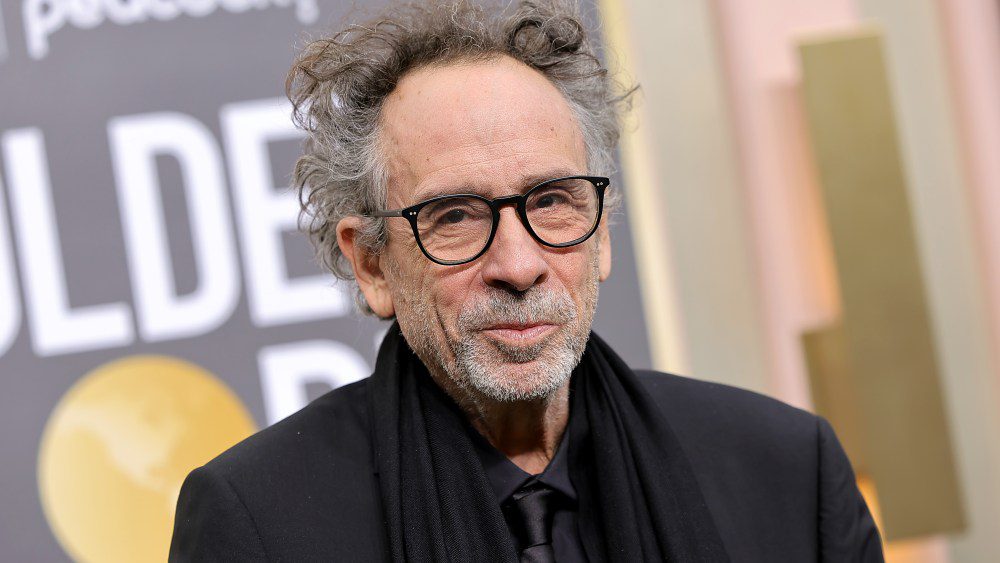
left=468, top=424, right=577, bottom=503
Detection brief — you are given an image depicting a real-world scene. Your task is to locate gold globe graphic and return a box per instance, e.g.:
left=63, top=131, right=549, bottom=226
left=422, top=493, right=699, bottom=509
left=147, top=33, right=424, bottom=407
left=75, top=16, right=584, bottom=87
left=38, top=355, right=257, bottom=562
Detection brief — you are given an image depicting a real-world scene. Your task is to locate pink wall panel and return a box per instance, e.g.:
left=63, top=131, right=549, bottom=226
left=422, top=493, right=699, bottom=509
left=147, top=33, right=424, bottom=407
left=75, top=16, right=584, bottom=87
left=936, top=0, right=1000, bottom=395
left=709, top=0, right=858, bottom=409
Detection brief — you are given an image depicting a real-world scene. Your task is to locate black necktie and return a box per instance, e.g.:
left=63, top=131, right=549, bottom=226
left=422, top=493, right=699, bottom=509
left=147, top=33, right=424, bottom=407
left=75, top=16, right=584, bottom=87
left=502, top=478, right=558, bottom=563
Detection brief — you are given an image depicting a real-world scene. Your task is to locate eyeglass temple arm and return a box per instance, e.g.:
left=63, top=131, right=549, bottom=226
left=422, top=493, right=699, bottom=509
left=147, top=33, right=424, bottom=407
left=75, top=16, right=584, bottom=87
left=368, top=209, right=404, bottom=217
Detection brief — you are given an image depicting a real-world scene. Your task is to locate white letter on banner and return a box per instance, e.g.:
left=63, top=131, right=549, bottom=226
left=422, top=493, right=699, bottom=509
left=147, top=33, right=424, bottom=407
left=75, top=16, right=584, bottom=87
left=176, top=0, right=215, bottom=18
left=109, top=113, right=240, bottom=342
left=0, top=174, right=20, bottom=358
left=23, top=0, right=67, bottom=59
left=65, top=0, right=104, bottom=28
left=3, top=128, right=133, bottom=356
left=146, top=0, right=181, bottom=20
left=292, top=0, right=318, bottom=24
left=103, top=0, right=147, bottom=25
left=217, top=0, right=251, bottom=14
left=258, top=340, right=369, bottom=425
left=221, top=98, right=348, bottom=327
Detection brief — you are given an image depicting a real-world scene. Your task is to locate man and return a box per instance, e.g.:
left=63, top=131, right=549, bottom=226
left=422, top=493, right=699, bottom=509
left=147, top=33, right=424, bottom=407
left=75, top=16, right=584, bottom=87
left=170, top=1, right=882, bottom=561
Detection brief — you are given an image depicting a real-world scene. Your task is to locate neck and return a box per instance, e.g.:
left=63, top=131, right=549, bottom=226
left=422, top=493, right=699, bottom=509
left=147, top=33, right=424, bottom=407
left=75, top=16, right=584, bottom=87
left=433, top=373, right=571, bottom=475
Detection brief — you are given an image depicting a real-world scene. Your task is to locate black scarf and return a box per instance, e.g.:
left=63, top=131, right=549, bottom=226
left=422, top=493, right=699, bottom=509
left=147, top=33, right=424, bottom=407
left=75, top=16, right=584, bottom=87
left=367, top=324, right=729, bottom=562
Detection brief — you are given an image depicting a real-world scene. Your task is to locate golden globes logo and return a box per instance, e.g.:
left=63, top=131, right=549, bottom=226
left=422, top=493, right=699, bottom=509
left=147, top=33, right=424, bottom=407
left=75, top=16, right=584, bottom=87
left=38, top=355, right=256, bottom=562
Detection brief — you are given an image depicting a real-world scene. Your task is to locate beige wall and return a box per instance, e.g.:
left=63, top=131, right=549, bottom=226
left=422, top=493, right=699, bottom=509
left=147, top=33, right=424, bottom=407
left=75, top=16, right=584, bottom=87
left=597, top=0, right=772, bottom=395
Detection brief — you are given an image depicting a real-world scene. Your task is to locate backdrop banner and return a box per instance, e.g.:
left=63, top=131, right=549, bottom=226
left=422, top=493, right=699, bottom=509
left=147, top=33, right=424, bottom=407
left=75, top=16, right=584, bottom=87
left=0, top=1, right=651, bottom=560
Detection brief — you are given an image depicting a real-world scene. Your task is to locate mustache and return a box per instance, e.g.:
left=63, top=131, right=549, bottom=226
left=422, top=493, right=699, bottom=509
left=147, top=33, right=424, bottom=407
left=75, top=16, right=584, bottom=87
left=458, top=287, right=578, bottom=331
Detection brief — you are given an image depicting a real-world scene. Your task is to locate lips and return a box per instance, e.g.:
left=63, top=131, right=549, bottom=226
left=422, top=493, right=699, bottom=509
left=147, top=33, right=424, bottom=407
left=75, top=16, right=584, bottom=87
left=480, top=322, right=557, bottom=343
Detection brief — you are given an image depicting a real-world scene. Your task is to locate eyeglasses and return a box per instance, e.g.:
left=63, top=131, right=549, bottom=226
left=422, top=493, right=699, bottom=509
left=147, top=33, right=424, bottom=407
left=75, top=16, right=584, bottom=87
left=367, top=175, right=609, bottom=265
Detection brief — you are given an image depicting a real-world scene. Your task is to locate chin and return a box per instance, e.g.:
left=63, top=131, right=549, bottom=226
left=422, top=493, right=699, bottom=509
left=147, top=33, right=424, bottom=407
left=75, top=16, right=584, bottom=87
left=460, top=349, right=577, bottom=403
left=468, top=375, right=565, bottom=403
left=449, top=318, right=589, bottom=403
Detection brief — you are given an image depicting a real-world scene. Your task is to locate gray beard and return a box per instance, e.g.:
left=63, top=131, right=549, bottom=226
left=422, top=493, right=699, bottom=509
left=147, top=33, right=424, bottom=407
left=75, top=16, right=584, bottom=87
left=450, top=285, right=591, bottom=402
left=399, top=259, right=599, bottom=404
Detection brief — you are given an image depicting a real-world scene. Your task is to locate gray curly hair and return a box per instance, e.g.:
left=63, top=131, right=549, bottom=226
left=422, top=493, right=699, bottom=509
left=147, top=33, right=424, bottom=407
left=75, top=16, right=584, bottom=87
left=287, top=0, right=634, bottom=313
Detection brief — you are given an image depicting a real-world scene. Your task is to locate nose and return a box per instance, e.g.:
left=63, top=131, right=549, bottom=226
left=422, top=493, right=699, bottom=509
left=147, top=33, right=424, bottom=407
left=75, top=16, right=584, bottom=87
left=479, top=207, right=549, bottom=293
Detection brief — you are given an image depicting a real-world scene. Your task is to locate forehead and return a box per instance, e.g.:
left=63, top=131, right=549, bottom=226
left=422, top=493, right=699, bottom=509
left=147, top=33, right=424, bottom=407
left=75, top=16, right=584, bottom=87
left=379, top=56, right=586, bottom=203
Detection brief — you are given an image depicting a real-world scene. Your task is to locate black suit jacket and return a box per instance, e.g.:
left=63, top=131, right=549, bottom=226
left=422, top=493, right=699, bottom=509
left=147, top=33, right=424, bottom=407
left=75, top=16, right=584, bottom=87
left=169, top=371, right=882, bottom=561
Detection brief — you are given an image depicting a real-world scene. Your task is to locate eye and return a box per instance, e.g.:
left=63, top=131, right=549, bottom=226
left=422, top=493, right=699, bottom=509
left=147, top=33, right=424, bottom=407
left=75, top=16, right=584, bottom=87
left=441, top=208, right=467, bottom=224
left=531, top=188, right=570, bottom=209
left=536, top=194, right=557, bottom=208
left=420, top=197, right=487, bottom=229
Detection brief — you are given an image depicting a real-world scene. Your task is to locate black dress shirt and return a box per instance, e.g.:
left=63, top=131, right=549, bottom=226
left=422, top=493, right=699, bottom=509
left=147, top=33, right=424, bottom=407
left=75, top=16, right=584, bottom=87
left=468, top=426, right=589, bottom=562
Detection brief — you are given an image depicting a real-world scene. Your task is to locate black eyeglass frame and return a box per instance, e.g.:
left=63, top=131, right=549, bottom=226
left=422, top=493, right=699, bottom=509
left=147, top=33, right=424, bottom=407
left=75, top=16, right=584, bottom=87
left=367, top=175, right=610, bottom=266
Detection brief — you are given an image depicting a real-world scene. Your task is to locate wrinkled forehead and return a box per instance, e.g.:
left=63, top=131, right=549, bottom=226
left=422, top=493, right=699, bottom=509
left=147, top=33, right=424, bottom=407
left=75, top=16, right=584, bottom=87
left=378, top=56, right=587, bottom=204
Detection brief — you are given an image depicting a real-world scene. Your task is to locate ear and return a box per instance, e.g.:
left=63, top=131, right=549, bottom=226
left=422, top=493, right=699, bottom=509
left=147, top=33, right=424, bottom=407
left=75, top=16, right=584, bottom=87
left=597, top=220, right=611, bottom=282
left=336, top=217, right=396, bottom=317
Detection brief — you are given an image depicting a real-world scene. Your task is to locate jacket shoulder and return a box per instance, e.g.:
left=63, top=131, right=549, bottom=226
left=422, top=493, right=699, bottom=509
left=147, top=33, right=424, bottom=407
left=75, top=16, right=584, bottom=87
left=634, top=371, right=882, bottom=561
left=634, top=370, right=822, bottom=483
left=204, top=377, right=373, bottom=479
left=173, top=379, right=387, bottom=560
left=636, top=371, right=825, bottom=559
left=636, top=369, right=818, bottom=449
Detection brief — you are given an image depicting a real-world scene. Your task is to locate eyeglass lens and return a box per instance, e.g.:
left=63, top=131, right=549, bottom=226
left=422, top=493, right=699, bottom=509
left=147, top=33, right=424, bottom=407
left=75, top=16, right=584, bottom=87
left=415, top=178, right=600, bottom=263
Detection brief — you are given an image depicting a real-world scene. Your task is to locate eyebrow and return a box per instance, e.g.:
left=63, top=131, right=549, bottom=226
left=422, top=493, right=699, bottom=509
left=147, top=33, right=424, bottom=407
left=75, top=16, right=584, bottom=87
left=408, top=168, right=581, bottom=204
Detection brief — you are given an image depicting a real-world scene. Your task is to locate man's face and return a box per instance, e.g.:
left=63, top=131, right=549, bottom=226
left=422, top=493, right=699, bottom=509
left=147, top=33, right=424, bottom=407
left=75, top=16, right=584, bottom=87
left=361, top=56, right=611, bottom=402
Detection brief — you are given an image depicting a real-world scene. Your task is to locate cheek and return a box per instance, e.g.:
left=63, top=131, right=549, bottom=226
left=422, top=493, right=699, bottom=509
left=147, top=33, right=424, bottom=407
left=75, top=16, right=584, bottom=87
left=382, top=243, right=428, bottom=310
left=554, top=245, right=600, bottom=288
left=391, top=256, right=469, bottom=330
left=428, top=269, right=477, bottom=326
left=554, top=248, right=602, bottom=320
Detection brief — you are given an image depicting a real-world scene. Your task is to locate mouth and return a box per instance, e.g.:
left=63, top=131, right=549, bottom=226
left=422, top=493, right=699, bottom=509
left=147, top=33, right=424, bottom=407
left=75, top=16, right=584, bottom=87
left=480, top=322, right=558, bottom=345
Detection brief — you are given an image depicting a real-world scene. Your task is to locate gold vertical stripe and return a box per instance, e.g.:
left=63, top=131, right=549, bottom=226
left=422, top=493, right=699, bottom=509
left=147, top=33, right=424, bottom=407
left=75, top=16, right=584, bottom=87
left=799, top=29, right=964, bottom=539
left=801, top=323, right=866, bottom=469
left=857, top=1, right=1000, bottom=558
